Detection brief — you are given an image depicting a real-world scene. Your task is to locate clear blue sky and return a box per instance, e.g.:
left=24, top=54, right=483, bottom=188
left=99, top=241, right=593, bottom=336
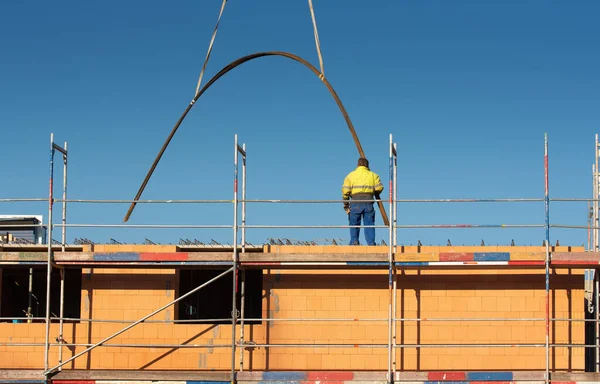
left=1, top=1, right=599, bottom=246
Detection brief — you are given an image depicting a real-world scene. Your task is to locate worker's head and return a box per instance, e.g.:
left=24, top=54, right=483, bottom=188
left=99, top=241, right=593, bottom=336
left=357, top=158, right=369, bottom=168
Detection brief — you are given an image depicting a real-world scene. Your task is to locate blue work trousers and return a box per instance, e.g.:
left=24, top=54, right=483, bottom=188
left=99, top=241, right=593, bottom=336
left=348, top=202, right=376, bottom=245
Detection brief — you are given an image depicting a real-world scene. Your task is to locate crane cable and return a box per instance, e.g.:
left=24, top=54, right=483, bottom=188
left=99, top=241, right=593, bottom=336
left=306, top=0, right=389, bottom=225
left=308, top=0, right=325, bottom=77
left=194, top=0, right=228, bottom=97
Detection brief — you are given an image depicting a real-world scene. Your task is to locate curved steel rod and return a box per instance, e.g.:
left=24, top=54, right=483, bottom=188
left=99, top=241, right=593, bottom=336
left=123, top=51, right=389, bottom=226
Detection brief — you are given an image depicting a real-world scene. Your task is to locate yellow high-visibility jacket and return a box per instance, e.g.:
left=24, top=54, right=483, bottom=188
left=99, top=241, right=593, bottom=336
left=342, top=166, right=384, bottom=201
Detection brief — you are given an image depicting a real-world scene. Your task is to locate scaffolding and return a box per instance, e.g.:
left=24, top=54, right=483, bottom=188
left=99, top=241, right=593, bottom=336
left=0, top=132, right=600, bottom=383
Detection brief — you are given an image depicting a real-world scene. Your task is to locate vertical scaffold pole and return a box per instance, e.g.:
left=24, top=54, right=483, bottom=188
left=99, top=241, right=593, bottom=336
left=58, top=141, right=67, bottom=368
left=239, top=141, right=247, bottom=372
left=387, top=133, right=394, bottom=384
left=593, top=165, right=596, bottom=253
left=44, top=133, right=55, bottom=371
left=392, top=139, right=398, bottom=376
left=544, top=133, right=550, bottom=384
left=27, top=268, right=33, bottom=322
left=589, top=200, right=592, bottom=252
left=596, top=270, right=600, bottom=372
left=588, top=164, right=598, bottom=252
left=588, top=161, right=597, bottom=370
left=231, top=134, right=239, bottom=384
left=242, top=143, right=246, bottom=253
left=592, top=134, right=600, bottom=252
left=393, top=142, right=398, bottom=253
left=58, top=268, right=65, bottom=369
left=61, top=142, right=68, bottom=251
left=593, top=164, right=597, bottom=252
left=592, top=134, right=600, bottom=372
left=239, top=269, right=246, bottom=372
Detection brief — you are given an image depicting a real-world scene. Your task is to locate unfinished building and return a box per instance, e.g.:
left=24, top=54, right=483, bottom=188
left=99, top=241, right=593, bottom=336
left=1, top=133, right=600, bottom=384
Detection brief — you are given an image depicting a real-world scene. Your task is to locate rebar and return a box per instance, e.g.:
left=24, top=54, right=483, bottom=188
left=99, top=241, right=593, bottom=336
left=122, top=51, right=389, bottom=225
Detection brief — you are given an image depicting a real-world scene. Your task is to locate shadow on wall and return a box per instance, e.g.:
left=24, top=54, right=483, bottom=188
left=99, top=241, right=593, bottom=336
left=140, top=324, right=219, bottom=369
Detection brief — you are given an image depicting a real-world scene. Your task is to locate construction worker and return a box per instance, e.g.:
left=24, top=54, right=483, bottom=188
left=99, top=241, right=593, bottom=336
left=342, top=157, right=384, bottom=245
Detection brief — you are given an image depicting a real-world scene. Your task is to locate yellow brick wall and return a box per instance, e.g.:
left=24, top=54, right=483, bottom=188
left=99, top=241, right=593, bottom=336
left=260, top=268, right=584, bottom=371
left=0, top=264, right=586, bottom=371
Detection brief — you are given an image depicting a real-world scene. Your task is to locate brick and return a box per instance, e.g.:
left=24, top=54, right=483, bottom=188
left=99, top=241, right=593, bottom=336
left=497, top=297, right=511, bottom=311
left=481, top=297, right=497, bottom=311
left=350, top=325, right=366, bottom=340
left=108, top=309, right=124, bottom=320
left=335, top=296, right=351, bottom=311
left=350, top=297, right=366, bottom=311
left=452, top=297, right=468, bottom=311
left=98, top=352, right=115, bottom=368
left=306, top=353, right=322, bottom=369
left=13, top=351, right=27, bottom=368
left=334, top=353, right=351, bottom=369
left=13, top=324, right=29, bottom=338
left=113, top=352, right=130, bottom=368
left=321, top=353, right=337, bottom=369
left=350, top=353, right=366, bottom=369
left=142, top=324, right=158, bottom=339
left=292, top=296, right=307, bottom=311
left=291, top=353, right=307, bottom=369
left=467, top=297, right=483, bottom=311
left=497, top=325, right=512, bottom=342
left=511, top=326, right=527, bottom=342
left=321, top=296, right=336, bottom=310
left=306, top=297, right=322, bottom=310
